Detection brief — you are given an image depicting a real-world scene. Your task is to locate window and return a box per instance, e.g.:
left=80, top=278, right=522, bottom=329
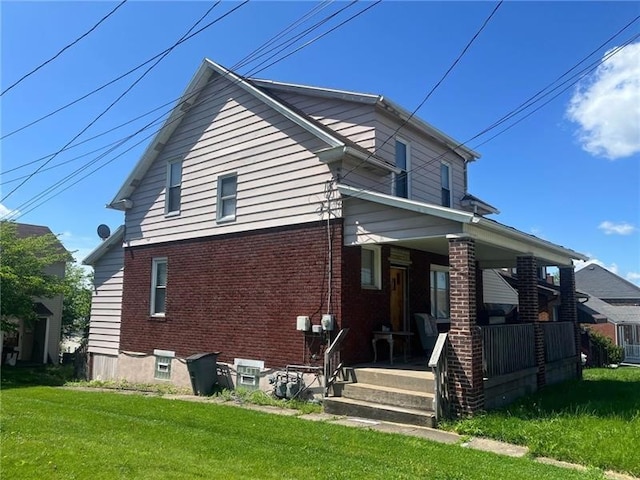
left=394, top=139, right=409, bottom=198
left=166, top=161, right=182, bottom=214
left=430, top=266, right=450, bottom=319
left=154, top=350, right=174, bottom=380
left=361, top=245, right=381, bottom=289
left=440, top=162, right=451, bottom=207
left=217, top=173, right=237, bottom=222
left=151, top=258, right=167, bottom=316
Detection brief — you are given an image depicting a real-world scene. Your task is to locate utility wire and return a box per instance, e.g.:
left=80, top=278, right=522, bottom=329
left=1, top=1, right=235, bottom=203
left=8, top=1, right=380, bottom=220
left=341, top=0, right=503, bottom=181
left=1, top=0, right=128, bottom=97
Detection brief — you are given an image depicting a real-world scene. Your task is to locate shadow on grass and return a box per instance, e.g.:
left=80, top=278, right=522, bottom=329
left=498, top=367, right=640, bottom=421
left=1, top=364, right=75, bottom=390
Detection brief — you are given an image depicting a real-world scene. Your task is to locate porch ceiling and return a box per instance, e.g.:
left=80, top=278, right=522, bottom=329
left=338, top=184, right=587, bottom=268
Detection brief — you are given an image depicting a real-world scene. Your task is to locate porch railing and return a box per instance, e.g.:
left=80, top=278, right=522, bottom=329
left=482, top=324, right=535, bottom=378
left=324, top=328, right=349, bottom=396
left=428, top=333, right=450, bottom=423
left=623, top=344, right=640, bottom=362
left=541, top=321, right=576, bottom=363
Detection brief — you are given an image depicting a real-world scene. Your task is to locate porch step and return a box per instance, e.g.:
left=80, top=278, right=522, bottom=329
left=351, top=367, right=435, bottom=394
left=342, top=383, right=434, bottom=410
left=324, top=397, right=435, bottom=428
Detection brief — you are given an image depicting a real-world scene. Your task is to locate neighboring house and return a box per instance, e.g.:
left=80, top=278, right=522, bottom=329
left=1, top=223, right=67, bottom=365
left=576, top=264, right=640, bottom=364
left=84, top=58, right=586, bottom=417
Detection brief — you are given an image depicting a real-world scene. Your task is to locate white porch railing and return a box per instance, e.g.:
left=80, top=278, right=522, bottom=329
left=428, top=333, right=449, bottom=423
left=481, top=324, right=535, bottom=377
left=623, top=344, right=640, bottom=363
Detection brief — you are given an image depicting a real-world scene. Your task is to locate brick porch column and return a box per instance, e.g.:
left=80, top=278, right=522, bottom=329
left=559, top=266, right=582, bottom=379
left=517, top=256, right=545, bottom=387
left=447, top=235, right=484, bottom=415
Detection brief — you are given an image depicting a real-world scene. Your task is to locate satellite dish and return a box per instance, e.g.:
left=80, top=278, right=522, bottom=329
left=97, top=224, right=111, bottom=240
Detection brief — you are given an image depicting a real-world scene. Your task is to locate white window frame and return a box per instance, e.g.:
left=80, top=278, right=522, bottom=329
left=165, top=160, right=182, bottom=215
left=216, top=172, right=238, bottom=223
left=361, top=245, right=382, bottom=290
left=440, top=161, right=452, bottom=208
left=150, top=258, right=167, bottom=317
left=393, top=138, right=410, bottom=199
left=430, top=265, right=450, bottom=320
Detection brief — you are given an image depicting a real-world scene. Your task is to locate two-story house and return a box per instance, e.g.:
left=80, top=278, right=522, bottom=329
left=84, top=58, right=586, bottom=419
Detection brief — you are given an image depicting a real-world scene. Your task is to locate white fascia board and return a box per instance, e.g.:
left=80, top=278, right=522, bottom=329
left=337, top=184, right=475, bottom=223
left=377, top=97, right=480, bottom=162
left=466, top=219, right=588, bottom=264
left=249, top=78, right=380, bottom=105
left=317, top=146, right=400, bottom=174
left=108, top=61, right=214, bottom=209
left=82, top=225, right=125, bottom=266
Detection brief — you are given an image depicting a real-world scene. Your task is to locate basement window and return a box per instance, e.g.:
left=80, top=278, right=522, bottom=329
left=154, top=349, right=175, bottom=380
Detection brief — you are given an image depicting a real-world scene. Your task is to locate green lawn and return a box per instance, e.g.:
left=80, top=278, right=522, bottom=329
left=0, top=369, right=602, bottom=480
left=448, top=367, right=640, bottom=477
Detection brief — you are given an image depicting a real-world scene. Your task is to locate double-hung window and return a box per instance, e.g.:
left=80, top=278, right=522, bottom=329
left=166, top=161, right=182, bottom=214
left=440, top=162, right=451, bottom=207
left=361, top=245, right=381, bottom=289
left=394, top=139, right=409, bottom=198
left=217, top=173, right=237, bottom=222
left=430, top=266, right=450, bottom=320
left=151, top=258, right=167, bottom=316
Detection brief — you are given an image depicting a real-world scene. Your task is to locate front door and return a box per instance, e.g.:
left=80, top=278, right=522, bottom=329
left=390, top=267, right=407, bottom=332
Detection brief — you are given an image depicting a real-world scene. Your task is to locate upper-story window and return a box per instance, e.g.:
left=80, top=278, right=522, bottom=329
left=166, top=160, right=182, bottom=214
left=440, top=162, right=451, bottom=207
left=394, top=139, right=409, bottom=198
left=217, top=173, right=237, bottom=222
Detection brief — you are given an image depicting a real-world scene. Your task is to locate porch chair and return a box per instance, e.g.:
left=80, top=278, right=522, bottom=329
left=413, top=313, right=439, bottom=357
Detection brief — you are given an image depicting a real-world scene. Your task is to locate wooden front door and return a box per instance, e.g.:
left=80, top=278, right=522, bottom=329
left=390, top=267, right=407, bottom=331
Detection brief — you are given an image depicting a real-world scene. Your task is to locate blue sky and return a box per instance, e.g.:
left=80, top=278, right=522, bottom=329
left=1, top=1, right=639, bottom=283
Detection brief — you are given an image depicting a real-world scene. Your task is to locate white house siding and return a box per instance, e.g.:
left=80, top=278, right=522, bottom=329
left=264, top=90, right=377, bottom=151
left=88, top=243, right=123, bottom=359
left=374, top=110, right=466, bottom=207
left=342, top=198, right=460, bottom=246
left=125, top=74, right=335, bottom=247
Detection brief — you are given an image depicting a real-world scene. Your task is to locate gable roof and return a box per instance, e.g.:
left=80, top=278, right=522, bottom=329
left=578, top=295, right=640, bottom=325
left=575, top=263, right=640, bottom=300
left=83, top=225, right=124, bottom=266
left=14, top=222, right=68, bottom=255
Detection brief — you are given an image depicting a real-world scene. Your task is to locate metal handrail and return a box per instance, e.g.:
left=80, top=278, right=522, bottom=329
left=324, top=328, right=349, bottom=396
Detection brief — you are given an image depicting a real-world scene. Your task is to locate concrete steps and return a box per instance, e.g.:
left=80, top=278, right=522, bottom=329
left=324, top=366, right=436, bottom=427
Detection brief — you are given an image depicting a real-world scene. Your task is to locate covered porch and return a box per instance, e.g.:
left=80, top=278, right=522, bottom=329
left=338, top=185, right=587, bottom=417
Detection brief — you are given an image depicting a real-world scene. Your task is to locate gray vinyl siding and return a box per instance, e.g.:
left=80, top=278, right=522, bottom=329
left=374, top=110, right=466, bottom=207
left=125, top=75, right=334, bottom=247
left=88, top=244, right=123, bottom=356
left=482, top=269, right=518, bottom=305
left=342, top=197, right=460, bottom=246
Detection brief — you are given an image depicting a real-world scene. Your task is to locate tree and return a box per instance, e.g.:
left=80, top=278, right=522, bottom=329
left=0, top=221, right=69, bottom=331
left=61, top=264, right=92, bottom=337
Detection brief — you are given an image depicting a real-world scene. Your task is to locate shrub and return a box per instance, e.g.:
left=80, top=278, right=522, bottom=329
left=586, top=329, right=624, bottom=366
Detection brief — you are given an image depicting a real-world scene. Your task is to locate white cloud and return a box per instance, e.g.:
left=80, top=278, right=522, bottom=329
left=598, top=220, right=636, bottom=235
left=627, top=272, right=640, bottom=284
left=566, top=42, right=640, bottom=159
left=0, top=203, right=19, bottom=220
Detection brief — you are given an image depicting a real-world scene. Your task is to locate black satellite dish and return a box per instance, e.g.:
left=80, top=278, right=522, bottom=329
left=97, top=224, right=111, bottom=240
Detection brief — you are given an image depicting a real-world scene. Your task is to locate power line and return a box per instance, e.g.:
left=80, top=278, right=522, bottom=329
left=8, top=1, right=381, bottom=220
left=341, top=0, right=503, bottom=181
left=1, top=1, right=242, bottom=203
left=1, top=0, right=128, bottom=97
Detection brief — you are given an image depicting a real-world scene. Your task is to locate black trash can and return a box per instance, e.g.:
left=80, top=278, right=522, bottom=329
left=186, top=352, right=220, bottom=396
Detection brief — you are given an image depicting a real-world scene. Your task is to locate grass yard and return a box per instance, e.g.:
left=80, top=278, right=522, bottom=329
left=448, top=367, right=640, bottom=477
left=0, top=369, right=603, bottom=480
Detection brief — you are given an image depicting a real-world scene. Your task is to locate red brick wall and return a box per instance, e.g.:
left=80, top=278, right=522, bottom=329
left=120, top=221, right=343, bottom=368
left=585, top=322, right=616, bottom=343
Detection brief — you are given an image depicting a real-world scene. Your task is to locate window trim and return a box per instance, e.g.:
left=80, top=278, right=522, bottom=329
left=361, top=245, right=382, bottom=290
left=430, top=265, right=450, bottom=320
left=440, top=161, right=452, bottom=208
left=216, top=172, right=238, bottom=223
left=393, top=138, right=410, bottom=198
left=165, top=160, right=182, bottom=215
left=150, top=258, right=167, bottom=317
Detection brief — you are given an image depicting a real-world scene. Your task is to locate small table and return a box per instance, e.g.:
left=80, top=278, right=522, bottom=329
left=372, top=331, right=413, bottom=365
